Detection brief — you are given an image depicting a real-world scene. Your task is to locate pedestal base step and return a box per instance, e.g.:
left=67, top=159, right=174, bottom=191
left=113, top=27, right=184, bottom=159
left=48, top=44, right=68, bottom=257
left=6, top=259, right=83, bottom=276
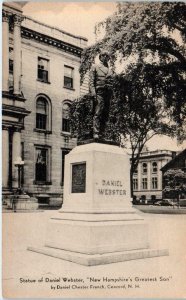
left=28, top=246, right=168, bottom=266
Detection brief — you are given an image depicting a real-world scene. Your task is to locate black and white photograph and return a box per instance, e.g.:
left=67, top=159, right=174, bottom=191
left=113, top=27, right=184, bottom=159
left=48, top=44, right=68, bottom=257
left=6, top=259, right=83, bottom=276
left=2, top=1, right=186, bottom=298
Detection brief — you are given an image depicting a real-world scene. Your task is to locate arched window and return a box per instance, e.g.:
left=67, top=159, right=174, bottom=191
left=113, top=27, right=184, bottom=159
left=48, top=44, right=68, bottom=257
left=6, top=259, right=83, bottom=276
left=62, top=101, right=71, bottom=132
left=36, top=96, right=51, bottom=131
left=152, top=162, right=157, bottom=173
left=142, top=163, right=147, bottom=174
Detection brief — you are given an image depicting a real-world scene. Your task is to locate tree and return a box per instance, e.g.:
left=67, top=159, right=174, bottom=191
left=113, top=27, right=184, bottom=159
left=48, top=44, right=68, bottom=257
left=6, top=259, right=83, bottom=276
left=70, top=94, right=94, bottom=141
left=73, top=2, right=186, bottom=196
left=163, top=169, right=186, bottom=206
left=80, top=2, right=186, bottom=131
left=113, top=66, right=174, bottom=196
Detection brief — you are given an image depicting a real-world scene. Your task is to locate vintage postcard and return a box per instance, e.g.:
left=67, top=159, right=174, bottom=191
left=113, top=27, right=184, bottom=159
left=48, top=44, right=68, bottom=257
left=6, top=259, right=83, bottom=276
left=2, top=1, right=186, bottom=298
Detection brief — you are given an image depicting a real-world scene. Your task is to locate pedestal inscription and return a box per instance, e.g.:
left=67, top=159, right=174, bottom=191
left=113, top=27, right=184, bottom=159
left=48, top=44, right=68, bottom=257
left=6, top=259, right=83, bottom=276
left=71, top=162, right=86, bottom=193
left=97, top=179, right=126, bottom=196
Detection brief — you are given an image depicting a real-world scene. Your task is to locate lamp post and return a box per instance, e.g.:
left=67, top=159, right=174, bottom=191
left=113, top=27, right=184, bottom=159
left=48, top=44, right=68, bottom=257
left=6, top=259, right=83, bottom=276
left=14, top=156, right=24, bottom=193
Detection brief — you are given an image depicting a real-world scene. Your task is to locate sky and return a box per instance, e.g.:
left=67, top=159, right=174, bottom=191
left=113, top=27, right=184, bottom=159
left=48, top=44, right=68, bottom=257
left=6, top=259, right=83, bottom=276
left=22, top=1, right=185, bottom=152
left=23, top=2, right=117, bottom=45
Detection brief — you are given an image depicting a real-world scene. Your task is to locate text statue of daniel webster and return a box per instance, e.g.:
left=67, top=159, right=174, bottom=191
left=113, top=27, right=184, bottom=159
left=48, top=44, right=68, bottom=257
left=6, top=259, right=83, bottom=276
left=89, top=50, right=113, bottom=139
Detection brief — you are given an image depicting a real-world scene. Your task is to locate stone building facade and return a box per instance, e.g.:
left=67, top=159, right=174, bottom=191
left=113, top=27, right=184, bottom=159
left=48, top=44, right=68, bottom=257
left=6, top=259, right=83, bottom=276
left=132, top=149, right=175, bottom=203
left=2, top=2, right=88, bottom=207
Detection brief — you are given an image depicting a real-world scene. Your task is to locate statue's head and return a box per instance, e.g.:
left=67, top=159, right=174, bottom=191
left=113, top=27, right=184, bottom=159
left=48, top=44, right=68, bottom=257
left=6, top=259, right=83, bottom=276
left=99, top=50, right=110, bottom=64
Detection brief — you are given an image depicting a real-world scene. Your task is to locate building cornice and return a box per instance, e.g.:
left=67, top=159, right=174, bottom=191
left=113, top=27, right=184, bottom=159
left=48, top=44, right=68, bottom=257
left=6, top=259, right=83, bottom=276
left=138, top=153, right=174, bottom=160
left=3, top=2, right=25, bottom=14
left=130, top=153, right=174, bottom=162
left=21, top=26, right=83, bottom=57
left=2, top=120, right=24, bottom=130
left=2, top=104, right=31, bottom=118
left=24, top=16, right=88, bottom=42
left=2, top=91, right=26, bottom=102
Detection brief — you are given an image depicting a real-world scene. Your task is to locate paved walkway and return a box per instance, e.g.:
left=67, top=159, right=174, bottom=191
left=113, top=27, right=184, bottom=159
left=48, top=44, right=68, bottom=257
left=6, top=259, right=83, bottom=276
left=2, top=210, right=186, bottom=298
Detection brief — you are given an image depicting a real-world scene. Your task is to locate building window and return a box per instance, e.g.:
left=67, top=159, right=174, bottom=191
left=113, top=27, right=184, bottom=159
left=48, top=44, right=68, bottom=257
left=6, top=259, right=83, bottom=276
left=61, top=149, right=71, bottom=185
left=9, top=47, right=13, bottom=74
left=9, top=59, right=13, bottom=74
left=152, top=177, right=158, bottom=189
left=133, top=178, right=138, bottom=191
left=36, top=97, right=48, bottom=130
left=142, top=162, right=147, bottom=174
left=64, top=66, right=74, bottom=89
left=36, top=96, right=51, bottom=131
left=152, top=162, right=157, bottom=173
left=142, top=178, right=148, bottom=190
left=38, top=57, right=49, bottom=82
left=62, top=102, right=71, bottom=132
left=35, top=147, right=50, bottom=183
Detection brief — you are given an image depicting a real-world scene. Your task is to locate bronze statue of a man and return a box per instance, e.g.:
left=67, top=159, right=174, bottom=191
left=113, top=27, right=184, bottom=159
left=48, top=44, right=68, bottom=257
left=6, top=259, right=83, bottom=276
left=89, top=50, right=113, bottom=139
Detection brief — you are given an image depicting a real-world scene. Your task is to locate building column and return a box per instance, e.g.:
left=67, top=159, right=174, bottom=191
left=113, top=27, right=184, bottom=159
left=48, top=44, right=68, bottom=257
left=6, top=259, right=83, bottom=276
left=158, top=161, right=162, bottom=191
left=138, top=163, right=141, bottom=193
left=12, top=129, right=21, bottom=188
left=147, top=161, right=151, bottom=191
left=2, top=10, right=10, bottom=92
left=13, top=14, right=23, bottom=95
left=2, top=127, right=9, bottom=189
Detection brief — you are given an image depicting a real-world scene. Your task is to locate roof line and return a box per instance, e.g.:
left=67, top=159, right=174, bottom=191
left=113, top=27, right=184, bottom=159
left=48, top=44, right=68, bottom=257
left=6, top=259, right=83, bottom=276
left=24, top=15, right=88, bottom=42
left=161, top=148, right=186, bottom=170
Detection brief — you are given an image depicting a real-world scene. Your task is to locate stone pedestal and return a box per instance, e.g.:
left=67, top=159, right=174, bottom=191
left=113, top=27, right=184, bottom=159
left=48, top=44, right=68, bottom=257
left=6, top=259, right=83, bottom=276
left=15, top=195, right=39, bottom=210
left=29, top=143, right=168, bottom=265
left=5, top=194, right=39, bottom=210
